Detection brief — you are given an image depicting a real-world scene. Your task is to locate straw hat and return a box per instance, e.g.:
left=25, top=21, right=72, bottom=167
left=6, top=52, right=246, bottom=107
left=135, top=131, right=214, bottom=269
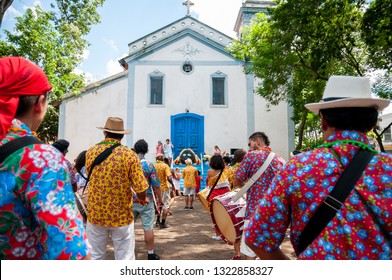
left=305, top=76, right=390, bottom=114
left=97, top=117, right=131, bottom=134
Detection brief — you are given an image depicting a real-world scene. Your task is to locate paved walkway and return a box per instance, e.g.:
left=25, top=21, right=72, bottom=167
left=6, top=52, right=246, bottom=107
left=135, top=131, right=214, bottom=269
left=105, top=195, right=296, bottom=260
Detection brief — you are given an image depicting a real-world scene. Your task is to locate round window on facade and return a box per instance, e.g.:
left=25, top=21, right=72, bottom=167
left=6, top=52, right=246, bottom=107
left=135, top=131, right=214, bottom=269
left=182, top=62, right=193, bottom=74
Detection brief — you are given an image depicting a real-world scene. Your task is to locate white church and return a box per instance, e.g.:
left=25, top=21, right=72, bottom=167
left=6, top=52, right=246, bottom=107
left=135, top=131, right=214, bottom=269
left=59, top=0, right=295, bottom=162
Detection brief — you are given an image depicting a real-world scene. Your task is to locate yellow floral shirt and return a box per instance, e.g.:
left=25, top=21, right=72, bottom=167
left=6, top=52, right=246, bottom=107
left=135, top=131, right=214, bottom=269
left=154, top=160, right=172, bottom=191
left=86, top=139, right=148, bottom=227
left=207, top=168, right=231, bottom=187
left=182, top=165, right=198, bottom=188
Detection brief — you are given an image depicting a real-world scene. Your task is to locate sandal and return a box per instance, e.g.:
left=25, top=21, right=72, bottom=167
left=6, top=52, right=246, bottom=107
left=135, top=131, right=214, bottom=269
left=230, top=255, right=241, bottom=260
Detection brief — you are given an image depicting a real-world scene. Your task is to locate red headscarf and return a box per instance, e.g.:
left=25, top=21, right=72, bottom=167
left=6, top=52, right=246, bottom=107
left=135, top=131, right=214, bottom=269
left=0, top=57, right=52, bottom=138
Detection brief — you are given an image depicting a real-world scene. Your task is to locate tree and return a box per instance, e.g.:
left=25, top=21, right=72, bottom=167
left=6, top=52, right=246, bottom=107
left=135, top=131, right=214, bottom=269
left=0, top=0, right=13, bottom=29
left=362, top=0, right=392, bottom=70
left=1, top=0, right=104, bottom=141
left=229, top=0, right=378, bottom=150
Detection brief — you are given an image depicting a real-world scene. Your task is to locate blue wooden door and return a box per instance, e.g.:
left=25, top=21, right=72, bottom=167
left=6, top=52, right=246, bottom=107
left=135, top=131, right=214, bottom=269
left=171, top=113, right=204, bottom=159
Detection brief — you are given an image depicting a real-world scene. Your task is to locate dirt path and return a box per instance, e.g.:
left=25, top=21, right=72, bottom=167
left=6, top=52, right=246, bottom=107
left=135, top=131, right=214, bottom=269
left=105, top=196, right=296, bottom=260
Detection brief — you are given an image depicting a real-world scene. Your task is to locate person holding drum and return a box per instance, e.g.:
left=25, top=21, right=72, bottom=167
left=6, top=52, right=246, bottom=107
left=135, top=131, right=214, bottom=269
left=206, top=155, right=231, bottom=240
left=0, top=57, right=89, bottom=260
left=233, top=132, right=285, bottom=259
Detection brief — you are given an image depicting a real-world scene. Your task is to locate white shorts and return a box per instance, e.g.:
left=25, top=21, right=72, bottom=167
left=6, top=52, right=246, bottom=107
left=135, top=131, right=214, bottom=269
left=240, top=220, right=256, bottom=258
left=86, top=221, right=135, bottom=260
left=162, top=190, right=171, bottom=209
left=184, top=187, right=195, bottom=196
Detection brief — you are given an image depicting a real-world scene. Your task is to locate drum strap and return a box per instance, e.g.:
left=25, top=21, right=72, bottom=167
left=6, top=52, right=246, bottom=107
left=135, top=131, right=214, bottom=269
left=0, top=136, right=43, bottom=164
left=231, top=152, right=275, bottom=202
left=206, top=169, right=223, bottom=201
left=82, top=143, right=121, bottom=195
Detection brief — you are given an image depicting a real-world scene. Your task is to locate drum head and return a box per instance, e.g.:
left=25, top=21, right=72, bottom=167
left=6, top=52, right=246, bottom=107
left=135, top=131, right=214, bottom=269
left=212, top=200, right=236, bottom=244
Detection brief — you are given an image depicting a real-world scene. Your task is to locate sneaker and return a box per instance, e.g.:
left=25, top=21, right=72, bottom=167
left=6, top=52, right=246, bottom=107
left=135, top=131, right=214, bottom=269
left=189, top=206, right=194, bottom=210
left=184, top=207, right=189, bottom=210
left=212, top=235, right=221, bottom=240
left=148, top=253, right=160, bottom=260
left=160, top=223, right=169, bottom=229
left=155, top=221, right=160, bottom=228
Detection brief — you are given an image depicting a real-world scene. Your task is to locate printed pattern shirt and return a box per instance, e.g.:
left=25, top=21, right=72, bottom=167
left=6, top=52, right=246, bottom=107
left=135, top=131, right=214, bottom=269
left=64, top=158, right=77, bottom=184
left=86, top=139, right=148, bottom=227
left=245, top=130, right=392, bottom=260
left=154, top=160, right=172, bottom=191
left=182, top=165, right=198, bottom=188
left=0, top=119, right=89, bottom=259
left=235, top=147, right=285, bottom=219
left=137, top=155, right=161, bottom=200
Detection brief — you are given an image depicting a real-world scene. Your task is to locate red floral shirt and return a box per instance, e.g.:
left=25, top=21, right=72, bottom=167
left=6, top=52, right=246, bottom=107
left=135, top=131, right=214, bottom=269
left=245, top=130, right=392, bottom=260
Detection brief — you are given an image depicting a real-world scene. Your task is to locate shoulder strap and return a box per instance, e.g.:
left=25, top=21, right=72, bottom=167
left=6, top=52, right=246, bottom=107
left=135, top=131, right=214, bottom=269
left=0, top=136, right=43, bottom=163
left=231, top=152, right=275, bottom=202
left=82, top=143, right=121, bottom=194
left=206, top=169, right=224, bottom=201
left=297, top=149, right=375, bottom=255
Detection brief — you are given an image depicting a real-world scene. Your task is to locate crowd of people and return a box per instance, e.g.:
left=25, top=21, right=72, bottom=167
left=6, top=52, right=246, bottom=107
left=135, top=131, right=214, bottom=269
left=1, top=57, right=391, bottom=260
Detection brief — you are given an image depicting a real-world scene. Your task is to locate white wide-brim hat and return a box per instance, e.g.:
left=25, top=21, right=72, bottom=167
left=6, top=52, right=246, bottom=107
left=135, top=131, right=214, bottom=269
left=97, top=117, right=131, bottom=134
left=305, top=76, right=390, bottom=114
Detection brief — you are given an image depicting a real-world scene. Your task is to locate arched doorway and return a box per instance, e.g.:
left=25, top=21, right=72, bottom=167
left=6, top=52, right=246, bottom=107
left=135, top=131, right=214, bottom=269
left=171, top=113, right=204, bottom=159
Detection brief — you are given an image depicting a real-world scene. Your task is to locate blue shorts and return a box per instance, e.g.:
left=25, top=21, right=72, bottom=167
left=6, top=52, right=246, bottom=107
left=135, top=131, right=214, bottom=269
left=132, top=201, right=155, bottom=231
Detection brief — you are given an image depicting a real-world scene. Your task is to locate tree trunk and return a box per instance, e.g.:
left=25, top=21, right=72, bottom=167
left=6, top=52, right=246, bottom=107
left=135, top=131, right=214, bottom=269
left=296, top=112, right=307, bottom=150
left=0, top=0, right=14, bottom=29
left=373, top=121, right=392, bottom=153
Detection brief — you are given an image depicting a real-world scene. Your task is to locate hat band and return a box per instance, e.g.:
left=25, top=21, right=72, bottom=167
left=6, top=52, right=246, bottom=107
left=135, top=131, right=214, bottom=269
left=322, top=97, right=347, bottom=102
left=104, top=127, right=124, bottom=131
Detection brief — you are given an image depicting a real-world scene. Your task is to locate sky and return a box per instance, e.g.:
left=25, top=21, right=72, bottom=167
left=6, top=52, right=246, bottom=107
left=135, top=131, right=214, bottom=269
left=2, top=0, right=391, bottom=114
left=2, top=0, right=244, bottom=82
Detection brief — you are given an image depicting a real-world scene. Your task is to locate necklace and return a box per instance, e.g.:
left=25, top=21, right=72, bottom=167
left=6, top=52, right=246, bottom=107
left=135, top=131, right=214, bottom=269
left=318, top=140, right=377, bottom=153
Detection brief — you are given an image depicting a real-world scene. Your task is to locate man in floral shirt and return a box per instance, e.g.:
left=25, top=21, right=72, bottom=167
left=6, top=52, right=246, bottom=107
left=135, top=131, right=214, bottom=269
left=234, top=132, right=285, bottom=259
left=0, top=57, right=89, bottom=260
left=245, top=76, right=392, bottom=260
left=86, top=117, right=148, bottom=260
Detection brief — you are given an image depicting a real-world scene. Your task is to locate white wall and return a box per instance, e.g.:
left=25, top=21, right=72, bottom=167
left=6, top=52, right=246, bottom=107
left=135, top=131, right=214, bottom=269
left=59, top=76, right=129, bottom=162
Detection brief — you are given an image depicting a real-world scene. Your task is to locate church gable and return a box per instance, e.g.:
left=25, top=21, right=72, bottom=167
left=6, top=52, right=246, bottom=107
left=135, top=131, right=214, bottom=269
left=139, top=35, right=237, bottom=63
left=122, top=16, right=235, bottom=63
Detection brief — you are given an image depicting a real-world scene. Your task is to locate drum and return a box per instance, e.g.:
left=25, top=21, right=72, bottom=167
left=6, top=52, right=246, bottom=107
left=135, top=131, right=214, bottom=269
left=197, top=187, right=210, bottom=211
left=210, top=191, right=246, bottom=245
left=74, top=192, right=88, bottom=223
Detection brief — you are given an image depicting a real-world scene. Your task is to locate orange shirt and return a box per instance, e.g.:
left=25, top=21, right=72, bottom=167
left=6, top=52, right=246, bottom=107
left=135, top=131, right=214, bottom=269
left=86, top=138, right=148, bottom=227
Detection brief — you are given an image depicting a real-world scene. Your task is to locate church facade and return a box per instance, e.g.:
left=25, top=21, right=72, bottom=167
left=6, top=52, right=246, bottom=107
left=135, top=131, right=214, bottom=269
left=59, top=0, right=294, bottom=162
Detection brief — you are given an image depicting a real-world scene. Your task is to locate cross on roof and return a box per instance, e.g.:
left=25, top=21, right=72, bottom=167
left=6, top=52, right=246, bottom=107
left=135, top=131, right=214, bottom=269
left=183, top=0, right=194, bottom=16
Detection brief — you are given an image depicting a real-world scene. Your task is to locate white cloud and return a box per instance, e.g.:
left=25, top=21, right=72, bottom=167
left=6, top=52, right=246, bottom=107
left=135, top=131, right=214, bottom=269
left=103, top=39, right=118, bottom=52
left=192, top=0, right=243, bottom=37
left=105, top=54, right=127, bottom=76
left=82, top=49, right=90, bottom=60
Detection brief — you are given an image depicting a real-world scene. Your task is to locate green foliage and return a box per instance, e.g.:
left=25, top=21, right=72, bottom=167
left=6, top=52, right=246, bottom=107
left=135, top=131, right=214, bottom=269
left=362, top=0, right=392, bottom=70
left=1, top=0, right=104, bottom=141
left=229, top=0, right=388, bottom=148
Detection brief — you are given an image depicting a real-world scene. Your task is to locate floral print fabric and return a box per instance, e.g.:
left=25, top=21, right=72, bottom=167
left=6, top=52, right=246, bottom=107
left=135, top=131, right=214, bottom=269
left=138, top=156, right=161, bottom=198
left=234, top=147, right=285, bottom=219
left=154, top=160, right=172, bottom=191
left=245, top=130, right=392, bottom=260
left=0, top=119, right=89, bottom=259
left=86, top=139, right=148, bottom=227
left=182, top=165, right=198, bottom=188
